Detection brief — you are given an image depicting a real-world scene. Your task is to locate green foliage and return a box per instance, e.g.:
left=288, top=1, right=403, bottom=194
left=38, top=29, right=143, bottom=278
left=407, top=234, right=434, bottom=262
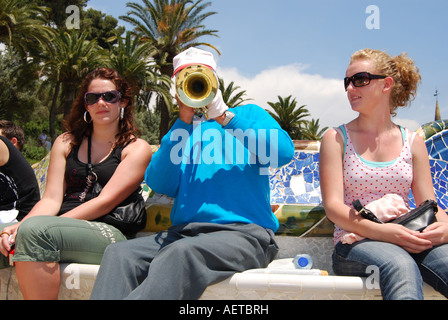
left=31, top=0, right=88, bottom=28
left=22, top=144, right=48, bottom=165
left=267, top=95, right=310, bottom=140
left=218, top=77, right=252, bottom=108
left=82, top=8, right=125, bottom=48
left=135, top=109, right=161, bottom=145
left=0, top=0, right=56, bottom=57
left=301, top=118, right=329, bottom=141
left=0, top=52, right=47, bottom=124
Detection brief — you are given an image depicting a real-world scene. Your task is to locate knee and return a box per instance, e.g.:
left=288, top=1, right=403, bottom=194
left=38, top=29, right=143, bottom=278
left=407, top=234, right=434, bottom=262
left=16, top=216, right=53, bottom=242
left=102, top=241, right=122, bottom=257
left=13, top=216, right=62, bottom=262
left=381, top=255, right=419, bottom=275
left=379, top=254, right=422, bottom=291
left=159, top=239, right=200, bottom=259
left=379, top=258, right=423, bottom=300
left=101, top=240, right=134, bottom=264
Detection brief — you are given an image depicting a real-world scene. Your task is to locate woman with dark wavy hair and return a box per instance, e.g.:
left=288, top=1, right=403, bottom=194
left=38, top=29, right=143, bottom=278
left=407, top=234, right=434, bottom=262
left=0, top=68, right=152, bottom=299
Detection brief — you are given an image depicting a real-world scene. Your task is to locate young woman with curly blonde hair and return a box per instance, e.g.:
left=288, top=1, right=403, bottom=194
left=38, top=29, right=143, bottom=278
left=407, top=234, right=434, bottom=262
left=320, top=49, right=448, bottom=299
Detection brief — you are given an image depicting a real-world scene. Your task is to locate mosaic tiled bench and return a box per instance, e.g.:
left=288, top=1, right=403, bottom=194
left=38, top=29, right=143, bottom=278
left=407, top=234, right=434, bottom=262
left=2, top=122, right=447, bottom=300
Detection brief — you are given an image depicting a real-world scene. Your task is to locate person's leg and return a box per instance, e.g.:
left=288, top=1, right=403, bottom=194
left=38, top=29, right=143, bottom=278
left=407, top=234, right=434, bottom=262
left=13, top=216, right=127, bottom=299
left=413, top=244, right=448, bottom=298
left=333, top=239, right=424, bottom=300
left=90, top=227, right=183, bottom=299
left=125, top=223, right=278, bottom=300
left=15, top=262, right=60, bottom=300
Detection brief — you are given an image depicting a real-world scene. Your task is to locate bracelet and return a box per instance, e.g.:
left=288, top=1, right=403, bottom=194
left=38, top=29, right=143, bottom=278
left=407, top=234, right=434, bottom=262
left=0, top=232, right=10, bottom=237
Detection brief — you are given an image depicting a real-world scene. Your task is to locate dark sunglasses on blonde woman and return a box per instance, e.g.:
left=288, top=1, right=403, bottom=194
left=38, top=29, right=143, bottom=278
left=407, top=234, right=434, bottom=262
left=344, top=72, right=387, bottom=91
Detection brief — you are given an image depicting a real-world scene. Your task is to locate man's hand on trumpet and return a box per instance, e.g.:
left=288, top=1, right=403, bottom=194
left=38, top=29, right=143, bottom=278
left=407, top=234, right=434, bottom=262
left=177, top=90, right=229, bottom=125
left=176, top=96, right=196, bottom=124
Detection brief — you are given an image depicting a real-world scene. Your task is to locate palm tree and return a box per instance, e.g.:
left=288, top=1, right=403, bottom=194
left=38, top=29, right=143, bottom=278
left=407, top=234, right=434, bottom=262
left=108, top=31, right=171, bottom=97
left=218, top=78, right=252, bottom=108
left=39, top=30, right=107, bottom=137
left=0, top=0, right=55, bottom=58
left=302, top=118, right=328, bottom=141
left=267, top=95, right=310, bottom=140
left=58, top=31, right=107, bottom=117
left=121, top=0, right=219, bottom=141
left=108, top=30, right=173, bottom=138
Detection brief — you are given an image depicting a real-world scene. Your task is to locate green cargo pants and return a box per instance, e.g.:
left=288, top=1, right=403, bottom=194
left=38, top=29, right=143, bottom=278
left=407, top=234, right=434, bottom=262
left=0, top=216, right=127, bottom=269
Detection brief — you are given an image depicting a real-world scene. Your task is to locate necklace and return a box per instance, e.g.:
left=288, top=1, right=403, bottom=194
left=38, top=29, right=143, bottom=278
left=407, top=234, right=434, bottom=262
left=79, top=136, right=97, bottom=202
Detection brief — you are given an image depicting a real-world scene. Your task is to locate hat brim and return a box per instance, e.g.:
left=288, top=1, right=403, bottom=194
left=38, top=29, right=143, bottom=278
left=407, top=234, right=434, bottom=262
left=172, top=63, right=214, bottom=78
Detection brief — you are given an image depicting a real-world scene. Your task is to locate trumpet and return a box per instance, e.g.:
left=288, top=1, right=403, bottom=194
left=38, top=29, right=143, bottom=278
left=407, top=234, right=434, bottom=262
left=175, top=64, right=218, bottom=117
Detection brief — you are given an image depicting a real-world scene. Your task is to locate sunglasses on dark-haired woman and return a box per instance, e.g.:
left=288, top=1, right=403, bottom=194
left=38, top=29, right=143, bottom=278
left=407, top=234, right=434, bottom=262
left=84, top=90, right=121, bottom=105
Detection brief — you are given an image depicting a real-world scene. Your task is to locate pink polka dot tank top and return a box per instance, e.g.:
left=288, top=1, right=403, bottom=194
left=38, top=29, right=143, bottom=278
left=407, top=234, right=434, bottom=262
left=333, top=124, right=415, bottom=244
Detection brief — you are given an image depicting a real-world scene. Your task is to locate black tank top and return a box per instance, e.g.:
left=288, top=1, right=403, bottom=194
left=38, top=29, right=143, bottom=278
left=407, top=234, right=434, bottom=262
left=0, top=136, right=40, bottom=220
left=59, top=143, right=127, bottom=214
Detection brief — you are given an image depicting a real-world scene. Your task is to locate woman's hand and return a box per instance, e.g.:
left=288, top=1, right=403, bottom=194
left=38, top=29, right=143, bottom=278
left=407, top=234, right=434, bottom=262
left=373, top=223, right=433, bottom=254
left=417, top=222, right=448, bottom=247
left=0, top=223, right=20, bottom=257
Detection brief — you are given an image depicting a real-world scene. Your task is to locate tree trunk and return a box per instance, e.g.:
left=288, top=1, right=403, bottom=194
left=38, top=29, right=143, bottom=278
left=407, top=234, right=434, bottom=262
left=63, top=82, right=77, bottom=118
left=49, top=81, right=61, bottom=140
left=158, top=96, right=170, bottom=142
left=158, top=64, right=174, bottom=142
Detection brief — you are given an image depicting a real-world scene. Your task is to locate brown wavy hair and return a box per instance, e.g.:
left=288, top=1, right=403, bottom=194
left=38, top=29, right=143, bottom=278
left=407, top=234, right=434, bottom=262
left=350, top=49, right=421, bottom=115
left=64, top=68, right=141, bottom=147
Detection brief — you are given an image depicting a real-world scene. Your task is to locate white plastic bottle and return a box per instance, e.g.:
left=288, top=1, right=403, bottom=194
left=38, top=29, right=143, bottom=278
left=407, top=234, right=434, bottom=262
left=293, top=254, right=313, bottom=269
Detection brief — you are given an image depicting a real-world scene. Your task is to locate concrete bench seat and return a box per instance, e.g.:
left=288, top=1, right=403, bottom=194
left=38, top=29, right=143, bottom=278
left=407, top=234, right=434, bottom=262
left=202, top=259, right=443, bottom=300
left=0, top=236, right=444, bottom=300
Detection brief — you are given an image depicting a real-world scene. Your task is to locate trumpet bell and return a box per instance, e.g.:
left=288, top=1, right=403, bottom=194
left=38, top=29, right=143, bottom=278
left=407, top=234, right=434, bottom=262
left=175, top=64, right=218, bottom=109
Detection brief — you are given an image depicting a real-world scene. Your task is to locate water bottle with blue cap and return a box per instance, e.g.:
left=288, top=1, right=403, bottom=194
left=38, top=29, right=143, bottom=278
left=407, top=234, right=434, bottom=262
left=293, top=254, right=313, bottom=269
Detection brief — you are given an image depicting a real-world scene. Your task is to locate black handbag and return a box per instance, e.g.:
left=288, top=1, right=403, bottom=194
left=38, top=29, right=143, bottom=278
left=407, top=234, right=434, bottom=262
left=92, top=183, right=147, bottom=237
left=353, top=199, right=438, bottom=231
left=85, top=136, right=147, bottom=238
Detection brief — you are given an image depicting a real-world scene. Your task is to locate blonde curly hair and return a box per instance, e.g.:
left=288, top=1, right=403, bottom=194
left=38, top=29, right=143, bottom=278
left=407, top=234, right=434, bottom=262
left=350, top=49, right=421, bottom=115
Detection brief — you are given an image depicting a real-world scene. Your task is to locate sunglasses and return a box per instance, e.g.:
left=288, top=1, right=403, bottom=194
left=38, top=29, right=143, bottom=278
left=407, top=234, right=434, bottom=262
left=344, top=72, right=387, bottom=91
left=84, top=90, right=121, bottom=105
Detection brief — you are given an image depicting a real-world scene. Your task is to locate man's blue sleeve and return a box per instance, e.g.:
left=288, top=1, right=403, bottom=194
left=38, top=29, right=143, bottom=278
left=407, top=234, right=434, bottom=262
left=225, top=105, right=295, bottom=168
left=144, top=119, right=192, bottom=197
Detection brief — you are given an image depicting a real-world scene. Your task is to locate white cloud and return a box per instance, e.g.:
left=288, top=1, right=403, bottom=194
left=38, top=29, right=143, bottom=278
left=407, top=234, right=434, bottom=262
left=394, top=118, right=420, bottom=132
left=218, top=63, right=353, bottom=130
left=217, top=64, right=420, bottom=131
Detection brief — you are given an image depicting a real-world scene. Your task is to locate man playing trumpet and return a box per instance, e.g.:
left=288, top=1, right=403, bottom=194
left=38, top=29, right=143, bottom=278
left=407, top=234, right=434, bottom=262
left=90, top=48, right=294, bottom=300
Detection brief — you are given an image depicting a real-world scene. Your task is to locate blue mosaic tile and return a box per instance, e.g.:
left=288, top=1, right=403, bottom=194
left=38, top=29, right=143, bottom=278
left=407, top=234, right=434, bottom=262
left=422, top=126, right=448, bottom=210
left=270, top=129, right=448, bottom=212
left=270, top=150, right=322, bottom=205
left=270, top=121, right=448, bottom=215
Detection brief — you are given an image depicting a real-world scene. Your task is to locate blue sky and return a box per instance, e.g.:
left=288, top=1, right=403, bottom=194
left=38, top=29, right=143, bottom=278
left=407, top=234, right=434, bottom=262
left=88, top=0, right=448, bottom=131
